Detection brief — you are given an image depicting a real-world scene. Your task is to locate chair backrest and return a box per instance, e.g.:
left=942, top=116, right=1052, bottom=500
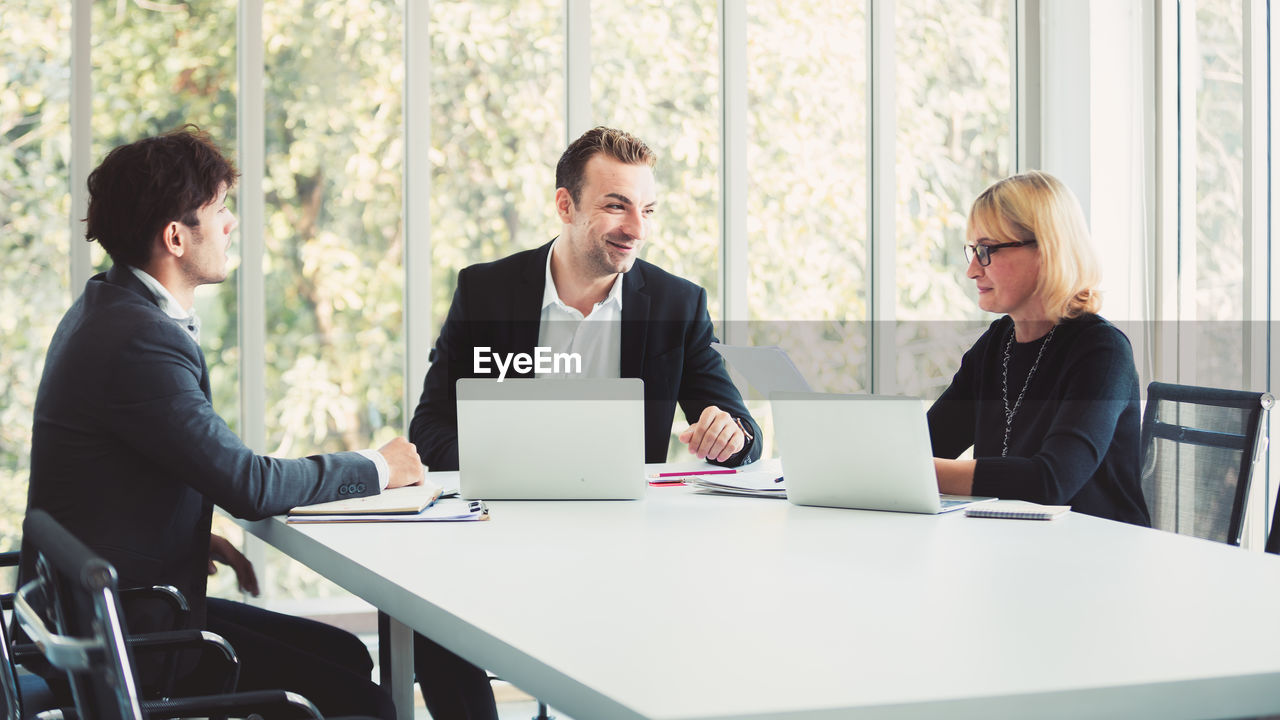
left=1140, top=382, right=1274, bottom=545
left=0, top=598, right=22, bottom=720
left=1, top=549, right=58, bottom=720
left=1268, top=487, right=1280, bottom=555
left=13, top=510, right=143, bottom=720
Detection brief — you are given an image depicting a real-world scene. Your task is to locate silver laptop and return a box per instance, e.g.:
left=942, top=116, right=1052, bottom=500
left=456, top=378, right=645, bottom=500
left=710, top=343, right=811, bottom=397
left=771, top=392, right=995, bottom=514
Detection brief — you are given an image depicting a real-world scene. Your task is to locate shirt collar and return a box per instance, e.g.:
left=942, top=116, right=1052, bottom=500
left=542, top=238, right=625, bottom=313
left=128, top=266, right=189, bottom=319
left=129, top=266, right=200, bottom=340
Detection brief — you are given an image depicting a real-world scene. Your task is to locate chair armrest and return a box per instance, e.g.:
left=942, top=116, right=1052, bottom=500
left=142, top=689, right=323, bottom=720
left=129, top=629, right=241, bottom=694
left=118, top=584, right=190, bottom=630
left=14, top=629, right=241, bottom=695
left=3, top=584, right=189, bottom=618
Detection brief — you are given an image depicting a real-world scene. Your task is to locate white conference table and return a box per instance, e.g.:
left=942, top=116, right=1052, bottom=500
left=240, top=470, right=1280, bottom=720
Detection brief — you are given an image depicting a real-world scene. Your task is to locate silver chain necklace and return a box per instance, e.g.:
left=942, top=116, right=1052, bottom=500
left=1001, top=324, right=1057, bottom=457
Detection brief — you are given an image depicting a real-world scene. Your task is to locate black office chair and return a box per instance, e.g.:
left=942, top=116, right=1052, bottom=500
left=14, top=510, right=377, bottom=720
left=0, top=550, right=57, bottom=720
left=1139, top=382, right=1273, bottom=545
left=0, top=546, right=203, bottom=719
left=1267, top=490, right=1280, bottom=555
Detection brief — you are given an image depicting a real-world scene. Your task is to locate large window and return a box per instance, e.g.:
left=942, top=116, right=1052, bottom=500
left=252, top=0, right=406, bottom=599
left=592, top=0, right=721, bottom=310
left=746, top=0, right=869, bottom=395
left=429, top=0, right=565, bottom=326
left=92, top=0, right=241, bottom=425
left=261, top=0, right=404, bottom=458
left=0, top=1, right=72, bottom=554
left=895, top=0, right=1012, bottom=399
left=1182, top=0, right=1245, bottom=389
left=24, top=2, right=1203, bottom=596
left=90, top=0, right=246, bottom=595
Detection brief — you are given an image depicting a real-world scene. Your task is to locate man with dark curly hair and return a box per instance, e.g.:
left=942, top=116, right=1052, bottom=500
left=22, top=125, right=423, bottom=718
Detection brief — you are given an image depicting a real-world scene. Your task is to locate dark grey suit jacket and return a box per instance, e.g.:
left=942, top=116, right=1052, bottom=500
left=21, top=265, right=377, bottom=633
left=409, top=241, right=762, bottom=470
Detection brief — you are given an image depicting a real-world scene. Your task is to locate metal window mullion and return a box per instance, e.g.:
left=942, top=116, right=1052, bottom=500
left=1245, top=0, right=1267, bottom=396
left=1174, top=0, right=1202, bottom=530
left=720, top=0, right=747, bottom=344
left=1242, top=0, right=1268, bottom=549
left=404, top=0, right=432, bottom=430
left=1014, top=0, right=1042, bottom=172
left=391, top=3, right=432, bottom=717
left=868, top=0, right=896, bottom=394
left=234, top=0, right=270, bottom=608
left=1135, top=0, right=1158, bottom=384
left=238, top=0, right=266, bottom=456
left=1177, top=0, right=1199, bottom=387
left=1265, top=0, right=1280, bottom=556
left=1154, top=0, right=1179, bottom=383
left=69, top=0, right=92, bottom=297
left=566, top=0, right=591, bottom=142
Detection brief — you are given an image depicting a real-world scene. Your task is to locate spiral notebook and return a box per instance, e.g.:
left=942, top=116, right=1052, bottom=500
left=964, top=500, right=1070, bottom=521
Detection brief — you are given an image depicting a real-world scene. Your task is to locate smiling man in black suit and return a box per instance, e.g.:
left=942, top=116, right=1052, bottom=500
left=412, top=126, right=761, bottom=470
left=22, top=125, right=423, bottom=719
left=407, top=127, right=763, bottom=719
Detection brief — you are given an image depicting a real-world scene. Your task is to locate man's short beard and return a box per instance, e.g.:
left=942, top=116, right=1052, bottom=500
left=588, top=232, right=635, bottom=276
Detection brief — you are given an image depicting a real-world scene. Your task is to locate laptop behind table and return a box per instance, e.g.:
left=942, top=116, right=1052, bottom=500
left=771, top=392, right=994, bottom=514
left=456, top=377, right=646, bottom=500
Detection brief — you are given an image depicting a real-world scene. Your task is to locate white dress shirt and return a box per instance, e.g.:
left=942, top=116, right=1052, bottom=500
left=130, top=266, right=201, bottom=339
left=128, top=266, right=389, bottom=489
left=536, top=239, right=623, bottom=378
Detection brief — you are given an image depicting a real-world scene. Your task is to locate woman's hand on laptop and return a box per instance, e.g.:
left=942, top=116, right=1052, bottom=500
left=679, top=405, right=746, bottom=462
left=380, top=437, right=427, bottom=488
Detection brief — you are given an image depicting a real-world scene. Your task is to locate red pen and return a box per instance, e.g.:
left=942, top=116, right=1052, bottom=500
left=646, top=469, right=737, bottom=479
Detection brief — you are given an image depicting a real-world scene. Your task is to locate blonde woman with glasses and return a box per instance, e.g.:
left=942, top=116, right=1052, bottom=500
left=928, top=171, right=1150, bottom=525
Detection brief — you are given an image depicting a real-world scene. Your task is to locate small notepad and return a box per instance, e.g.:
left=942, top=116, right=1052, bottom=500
left=964, top=500, right=1070, bottom=521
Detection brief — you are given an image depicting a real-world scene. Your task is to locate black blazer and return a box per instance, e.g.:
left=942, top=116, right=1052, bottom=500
left=21, top=265, right=377, bottom=633
left=410, top=241, right=762, bottom=470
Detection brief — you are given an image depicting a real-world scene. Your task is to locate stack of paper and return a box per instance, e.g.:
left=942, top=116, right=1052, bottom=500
left=288, top=498, right=489, bottom=524
left=686, top=470, right=786, bottom=499
left=289, top=482, right=443, bottom=516
left=286, top=482, right=489, bottom=523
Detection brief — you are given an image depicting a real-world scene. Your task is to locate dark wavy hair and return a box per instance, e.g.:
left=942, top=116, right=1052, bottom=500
left=84, top=124, right=239, bottom=268
left=555, top=126, right=655, bottom=206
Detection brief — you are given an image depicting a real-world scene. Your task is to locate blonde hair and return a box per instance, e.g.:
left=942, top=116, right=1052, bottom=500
left=967, top=170, right=1101, bottom=319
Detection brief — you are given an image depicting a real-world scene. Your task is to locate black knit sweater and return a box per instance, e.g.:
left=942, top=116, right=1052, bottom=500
left=928, top=314, right=1150, bottom=526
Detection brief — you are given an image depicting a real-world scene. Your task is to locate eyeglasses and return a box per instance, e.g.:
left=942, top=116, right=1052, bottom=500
left=963, top=239, right=1037, bottom=267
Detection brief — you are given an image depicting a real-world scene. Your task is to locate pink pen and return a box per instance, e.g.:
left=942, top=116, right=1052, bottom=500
left=646, top=468, right=738, bottom=478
